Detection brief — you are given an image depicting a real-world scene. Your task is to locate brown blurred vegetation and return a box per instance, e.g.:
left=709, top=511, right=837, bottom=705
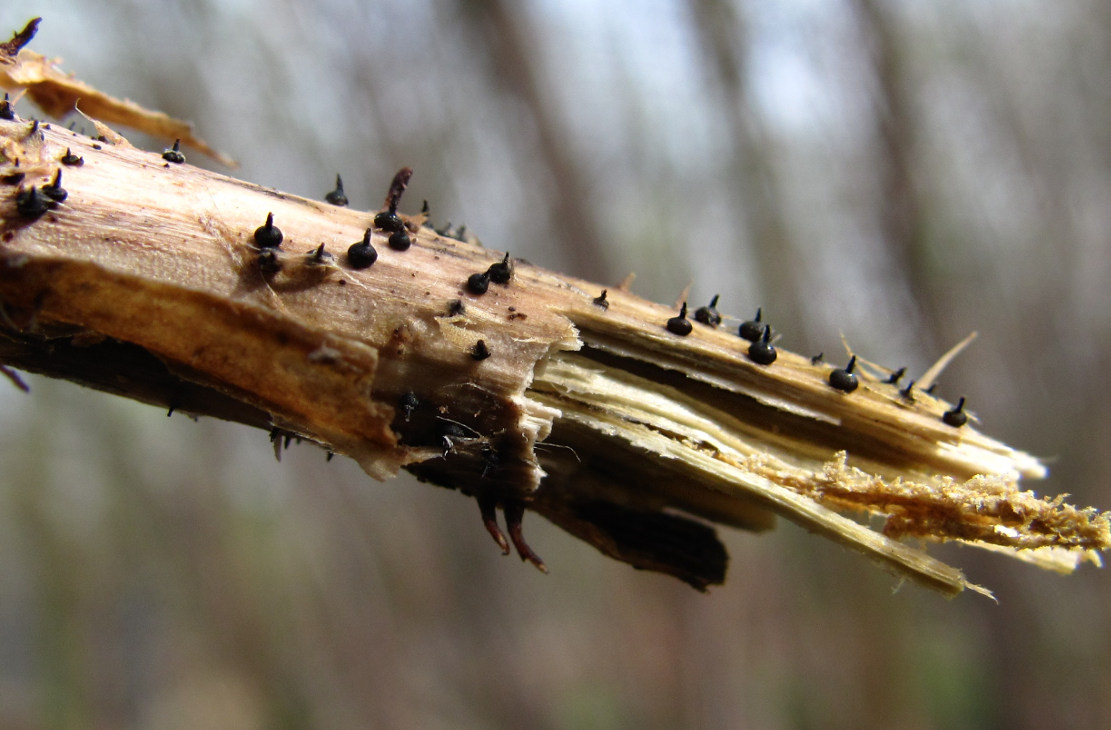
left=2, top=1, right=1110, bottom=727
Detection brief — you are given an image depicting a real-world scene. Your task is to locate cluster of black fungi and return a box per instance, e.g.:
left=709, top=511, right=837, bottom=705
left=662, top=295, right=968, bottom=427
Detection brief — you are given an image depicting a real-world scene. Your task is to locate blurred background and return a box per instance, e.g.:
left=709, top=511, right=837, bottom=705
left=2, top=0, right=1110, bottom=727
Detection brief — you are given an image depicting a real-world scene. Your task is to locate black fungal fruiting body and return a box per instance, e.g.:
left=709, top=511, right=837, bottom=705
left=694, top=295, right=722, bottom=326
left=325, top=174, right=348, bottom=206
left=1, top=172, right=25, bottom=185
left=448, top=299, right=466, bottom=316
left=747, top=325, right=777, bottom=365
left=810, top=353, right=825, bottom=365
left=471, top=340, right=491, bottom=361
left=254, top=213, right=283, bottom=248
left=829, top=356, right=860, bottom=393
left=486, top=253, right=512, bottom=284
left=162, top=139, right=185, bottom=164
left=0, top=93, right=12, bottom=120
left=739, top=309, right=764, bottom=342
left=61, top=148, right=84, bottom=166
left=666, top=303, right=693, bottom=336
left=306, top=244, right=334, bottom=266
left=942, top=397, right=968, bottom=427
left=885, top=367, right=906, bottom=385
left=41, top=170, right=66, bottom=203
left=15, top=186, right=48, bottom=219
left=373, top=211, right=403, bottom=233
left=593, top=290, right=609, bottom=310
left=467, top=272, right=490, bottom=295
left=347, top=229, right=378, bottom=269
left=900, top=380, right=916, bottom=401
left=388, top=229, right=411, bottom=251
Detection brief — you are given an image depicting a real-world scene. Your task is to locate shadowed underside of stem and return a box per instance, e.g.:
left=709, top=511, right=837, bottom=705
left=1, top=21, right=1108, bottom=596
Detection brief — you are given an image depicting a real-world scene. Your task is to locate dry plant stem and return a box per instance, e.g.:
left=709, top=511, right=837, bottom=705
left=1, top=122, right=1109, bottom=596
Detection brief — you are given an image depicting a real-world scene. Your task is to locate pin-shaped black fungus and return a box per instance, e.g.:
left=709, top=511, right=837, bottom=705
left=739, top=308, right=765, bottom=342
left=388, top=229, right=411, bottom=251
left=925, top=383, right=938, bottom=395
left=61, top=148, right=84, bottom=166
left=1, top=171, right=24, bottom=185
left=347, top=228, right=378, bottom=269
left=162, top=139, right=185, bottom=164
left=0, top=93, right=12, bottom=121
left=829, top=355, right=860, bottom=393
left=810, top=352, right=825, bottom=365
left=41, top=169, right=66, bottom=203
left=15, top=186, right=48, bottom=219
left=942, top=397, right=968, bottom=428
left=325, top=174, right=348, bottom=206
left=486, top=253, right=512, bottom=284
left=885, top=366, right=907, bottom=385
left=471, top=340, right=491, bottom=361
left=694, top=294, right=722, bottom=327
left=747, top=325, right=777, bottom=365
left=257, top=249, right=281, bottom=275
left=467, top=271, right=490, bottom=295
left=398, top=391, right=419, bottom=422
left=373, top=210, right=403, bottom=233
left=666, top=303, right=693, bottom=336
left=420, top=200, right=433, bottom=227
left=448, top=299, right=466, bottom=316
left=254, top=213, right=283, bottom=248
left=593, top=289, right=609, bottom=310
left=306, top=244, right=334, bottom=267
left=900, top=380, right=916, bottom=402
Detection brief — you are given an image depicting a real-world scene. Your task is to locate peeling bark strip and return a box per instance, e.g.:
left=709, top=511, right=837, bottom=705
left=1, top=23, right=1109, bottom=596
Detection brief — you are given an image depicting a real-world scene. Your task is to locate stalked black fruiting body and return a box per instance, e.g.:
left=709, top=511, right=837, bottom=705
left=471, top=340, right=491, bottom=361
left=0, top=93, right=12, bottom=121
left=61, top=148, right=84, bottom=166
left=739, top=308, right=764, bottom=342
left=254, top=213, right=283, bottom=248
left=306, top=244, right=334, bottom=266
left=1, top=172, right=25, bottom=185
left=448, top=299, right=466, bottom=316
left=41, top=169, right=66, bottom=203
left=373, top=210, right=403, bottom=233
left=347, top=229, right=378, bottom=269
left=942, top=397, right=968, bottom=428
left=829, top=356, right=860, bottom=393
left=388, top=229, right=411, bottom=251
left=900, top=380, right=916, bottom=401
left=810, top=352, right=825, bottom=365
left=694, top=295, right=722, bottom=327
left=593, top=289, right=609, bottom=310
left=467, top=272, right=490, bottom=295
left=487, top=253, right=512, bottom=284
left=747, top=325, right=777, bottom=365
left=885, top=367, right=907, bottom=385
left=324, top=174, right=348, bottom=206
left=15, top=186, right=48, bottom=219
left=162, top=139, right=185, bottom=163
left=666, top=303, right=693, bottom=336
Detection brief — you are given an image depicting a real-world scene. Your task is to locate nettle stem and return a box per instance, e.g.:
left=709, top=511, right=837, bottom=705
left=0, top=20, right=1107, bottom=595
